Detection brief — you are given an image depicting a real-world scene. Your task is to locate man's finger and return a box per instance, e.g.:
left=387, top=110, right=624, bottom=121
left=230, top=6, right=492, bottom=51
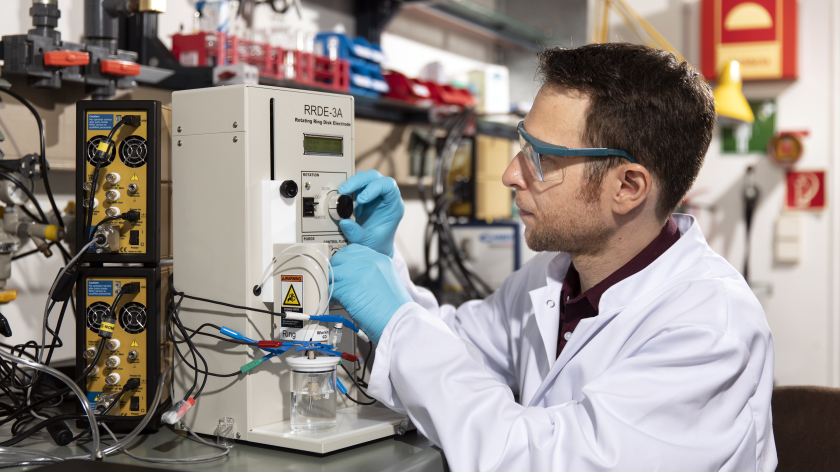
left=330, top=255, right=368, bottom=284
left=339, top=219, right=369, bottom=244
left=357, top=176, right=400, bottom=205
left=339, top=169, right=383, bottom=196
left=329, top=243, right=371, bottom=267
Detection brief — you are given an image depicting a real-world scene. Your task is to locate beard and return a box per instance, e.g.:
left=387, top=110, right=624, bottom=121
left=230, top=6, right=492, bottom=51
left=521, top=187, right=612, bottom=256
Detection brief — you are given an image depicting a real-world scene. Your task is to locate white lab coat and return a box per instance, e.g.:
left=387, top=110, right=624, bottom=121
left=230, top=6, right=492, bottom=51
left=368, top=214, right=776, bottom=472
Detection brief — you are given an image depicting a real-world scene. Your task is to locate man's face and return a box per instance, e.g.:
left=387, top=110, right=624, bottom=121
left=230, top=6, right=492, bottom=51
left=502, top=86, right=611, bottom=256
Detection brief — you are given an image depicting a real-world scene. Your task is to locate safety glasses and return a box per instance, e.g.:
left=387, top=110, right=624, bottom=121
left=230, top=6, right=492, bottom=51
left=517, top=121, right=638, bottom=182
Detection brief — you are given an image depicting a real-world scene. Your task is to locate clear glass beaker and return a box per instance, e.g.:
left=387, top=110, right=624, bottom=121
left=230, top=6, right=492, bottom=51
left=290, top=368, right=337, bottom=431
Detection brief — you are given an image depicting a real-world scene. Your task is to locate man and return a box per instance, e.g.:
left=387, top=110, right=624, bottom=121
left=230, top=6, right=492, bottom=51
left=331, top=43, right=776, bottom=471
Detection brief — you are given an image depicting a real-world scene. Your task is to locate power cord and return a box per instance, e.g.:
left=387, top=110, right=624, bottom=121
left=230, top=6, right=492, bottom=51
left=340, top=363, right=376, bottom=405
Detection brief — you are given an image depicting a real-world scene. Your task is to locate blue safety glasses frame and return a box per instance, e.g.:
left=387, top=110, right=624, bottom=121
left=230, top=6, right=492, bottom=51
left=517, top=120, right=638, bottom=182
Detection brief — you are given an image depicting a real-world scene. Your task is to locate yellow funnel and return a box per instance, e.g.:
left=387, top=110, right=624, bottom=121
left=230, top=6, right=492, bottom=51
left=713, top=60, right=754, bottom=124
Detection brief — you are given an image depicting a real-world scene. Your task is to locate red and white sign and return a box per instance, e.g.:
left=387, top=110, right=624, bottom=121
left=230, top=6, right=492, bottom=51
left=785, top=171, right=825, bottom=210
left=702, top=0, right=797, bottom=80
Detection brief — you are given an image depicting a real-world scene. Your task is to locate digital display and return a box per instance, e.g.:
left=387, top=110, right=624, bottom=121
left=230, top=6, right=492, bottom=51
left=303, top=135, right=343, bottom=156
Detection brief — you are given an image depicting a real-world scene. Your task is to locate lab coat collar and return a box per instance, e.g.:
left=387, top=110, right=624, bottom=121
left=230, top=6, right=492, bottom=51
left=529, top=253, right=570, bottom=371
left=527, top=214, right=707, bottom=405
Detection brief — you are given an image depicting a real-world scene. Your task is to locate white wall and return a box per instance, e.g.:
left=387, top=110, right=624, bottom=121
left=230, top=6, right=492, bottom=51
left=590, top=0, right=840, bottom=387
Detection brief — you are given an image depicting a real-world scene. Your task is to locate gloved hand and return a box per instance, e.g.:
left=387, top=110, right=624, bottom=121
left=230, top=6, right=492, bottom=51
left=330, top=244, right=412, bottom=344
left=338, top=170, right=404, bottom=257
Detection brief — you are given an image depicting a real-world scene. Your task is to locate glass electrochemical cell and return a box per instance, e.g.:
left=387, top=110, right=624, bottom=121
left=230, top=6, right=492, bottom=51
left=286, top=356, right=340, bottom=431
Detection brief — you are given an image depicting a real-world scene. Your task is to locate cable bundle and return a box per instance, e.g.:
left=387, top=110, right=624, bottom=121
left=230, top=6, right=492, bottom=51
left=413, top=110, right=494, bottom=303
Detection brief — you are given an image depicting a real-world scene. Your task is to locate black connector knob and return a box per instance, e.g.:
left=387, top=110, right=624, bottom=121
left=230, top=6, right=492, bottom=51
left=122, top=210, right=141, bottom=222
left=329, top=194, right=354, bottom=220
left=46, top=421, right=74, bottom=446
left=0, top=314, right=11, bottom=337
left=125, top=377, right=141, bottom=391
left=280, top=180, right=298, bottom=198
left=122, top=282, right=141, bottom=294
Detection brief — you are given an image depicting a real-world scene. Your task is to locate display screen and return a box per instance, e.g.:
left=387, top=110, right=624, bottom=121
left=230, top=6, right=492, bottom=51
left=303, top=135, right=343, bottom=156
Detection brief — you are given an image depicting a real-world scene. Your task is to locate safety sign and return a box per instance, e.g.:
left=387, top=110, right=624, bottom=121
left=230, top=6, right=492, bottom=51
left=281, top=275, right=304, bottom=313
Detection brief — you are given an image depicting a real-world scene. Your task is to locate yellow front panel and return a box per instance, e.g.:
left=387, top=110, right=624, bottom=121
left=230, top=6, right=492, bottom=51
left=84, top=110, right=151, bottom=255
left=84, top=277, right=151, bottom=416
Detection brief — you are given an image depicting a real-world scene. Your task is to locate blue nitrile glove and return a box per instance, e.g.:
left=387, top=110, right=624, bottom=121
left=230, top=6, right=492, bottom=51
left=330, top=244, right=412, bottom=344
left=338, top=170, right=404, bottom=257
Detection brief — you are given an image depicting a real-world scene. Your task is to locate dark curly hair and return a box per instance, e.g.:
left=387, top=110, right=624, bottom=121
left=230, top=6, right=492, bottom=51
left=537, top=43, right=716, bottom=220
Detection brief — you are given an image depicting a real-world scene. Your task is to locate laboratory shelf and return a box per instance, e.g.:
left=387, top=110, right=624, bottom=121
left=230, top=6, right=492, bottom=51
left=400, top=0, right=551, bottom=52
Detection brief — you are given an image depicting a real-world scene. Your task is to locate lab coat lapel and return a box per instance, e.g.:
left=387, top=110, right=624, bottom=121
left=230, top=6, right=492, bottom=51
left=527, top=253, right=568, bottom=370
left=527, top=309, right=623, bottom=406
left=529, top=285, right=560, bottom=370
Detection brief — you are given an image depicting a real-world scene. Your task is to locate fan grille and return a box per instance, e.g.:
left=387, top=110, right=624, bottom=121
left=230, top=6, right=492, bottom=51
left=119, top=302, right=147, bottom=334
left=86, top=136, right=116, bottom=167
left=86, top=302, right=110, bottom=333
left=119, top=136, right=148, bottom=168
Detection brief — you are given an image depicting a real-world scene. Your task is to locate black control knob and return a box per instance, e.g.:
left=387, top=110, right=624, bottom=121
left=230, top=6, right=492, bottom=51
left=280, top=180, right=298, bottom=198
left=329, top=194, right=354, bottom=220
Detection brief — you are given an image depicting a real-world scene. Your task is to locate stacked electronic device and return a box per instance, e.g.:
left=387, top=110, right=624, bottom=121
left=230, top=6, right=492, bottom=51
left=75, top=100, right=173, bottom=430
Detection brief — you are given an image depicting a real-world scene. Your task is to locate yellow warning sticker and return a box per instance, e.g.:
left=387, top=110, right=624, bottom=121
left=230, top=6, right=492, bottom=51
left=131, top=339, right=138, bottom=347
left=283, top=285, right=300, bottom=306
left=280, top=275, right=303, bottom=313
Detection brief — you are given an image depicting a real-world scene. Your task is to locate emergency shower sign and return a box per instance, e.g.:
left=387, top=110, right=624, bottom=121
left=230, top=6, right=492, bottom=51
left=281, top=275, right=304, bottom=313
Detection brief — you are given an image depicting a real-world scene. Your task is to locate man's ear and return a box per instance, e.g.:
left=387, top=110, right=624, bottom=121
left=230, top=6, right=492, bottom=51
left=609, top=164, right=653, bottom=215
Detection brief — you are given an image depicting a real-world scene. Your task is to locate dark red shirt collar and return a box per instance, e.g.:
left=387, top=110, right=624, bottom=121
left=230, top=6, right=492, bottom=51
left=564, top=217, right=681, bottom=307
left=557, top=217, right=681, bottom=358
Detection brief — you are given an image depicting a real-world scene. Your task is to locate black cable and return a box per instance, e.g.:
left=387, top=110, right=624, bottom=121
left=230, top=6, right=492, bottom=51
left=352, top=340, right=373, bottom=388
left=179, top=323, right=251, bottom=345
left=0, top=87, right=64, bottom=229
left=0, top=411, right=154, bottom=447
left=167, top=295, right=199, bottom=398
left=11, top=242, right=54, bottom=261
left=340, top=364, right=376, bottom=405
left=69, top=379, right=140, bottom=443
left=24, top=298, right=70, bottom=396
left=170, top=296, right=224, bottom=398
left=175, top=292, right=287, bottom=318
left=0, top=340, right=104, bottom=429
left=0, top=172, right=48, bottom=224
left=0, top=344, right=36, bottom=361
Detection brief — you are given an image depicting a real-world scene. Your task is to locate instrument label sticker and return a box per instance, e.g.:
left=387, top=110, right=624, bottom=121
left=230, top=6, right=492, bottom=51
left=87, top=280, right=113, bottom=297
